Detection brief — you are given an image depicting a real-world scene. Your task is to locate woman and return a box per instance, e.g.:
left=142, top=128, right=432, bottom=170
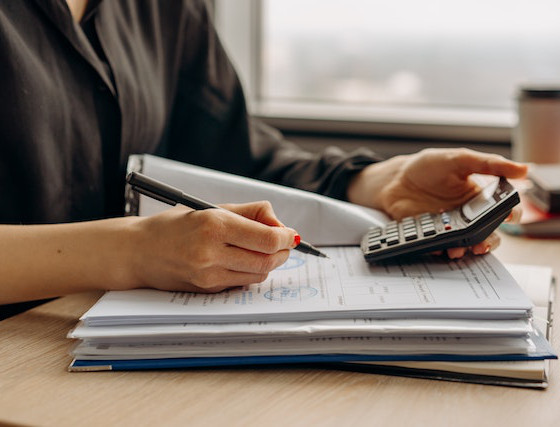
left=0, top=0, right=526, bottom=310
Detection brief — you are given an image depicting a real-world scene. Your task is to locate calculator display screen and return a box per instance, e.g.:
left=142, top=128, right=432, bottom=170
left=461, top=179, right=499, bottom=222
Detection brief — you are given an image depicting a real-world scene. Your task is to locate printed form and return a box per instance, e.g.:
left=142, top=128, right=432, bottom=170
left=83, top=248, right=533, bottom=325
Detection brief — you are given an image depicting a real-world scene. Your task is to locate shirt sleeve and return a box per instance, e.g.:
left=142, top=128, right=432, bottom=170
left=164, top=0, right=384, bottom=201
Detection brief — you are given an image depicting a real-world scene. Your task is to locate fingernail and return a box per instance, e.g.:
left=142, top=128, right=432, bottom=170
left=475, top=245, right=490, bottom=255
left=293, top=234, right=301, bottom=247
left=473, top=245, right=489, bottom=255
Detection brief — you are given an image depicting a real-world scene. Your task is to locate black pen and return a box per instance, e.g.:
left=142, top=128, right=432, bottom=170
left=126, top=171, right=328, bottom=258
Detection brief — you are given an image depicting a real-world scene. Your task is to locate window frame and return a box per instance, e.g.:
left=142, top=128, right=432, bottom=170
left=214, top=0, right=513, bottom=143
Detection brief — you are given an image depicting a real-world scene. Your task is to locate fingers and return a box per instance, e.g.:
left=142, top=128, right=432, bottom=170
left=176, top=237, right=292, bottom=293
left=471, top=232, right=501, bottom=255
left=504, top=206, right=523, bottom=224
left=446, top=232, right=502, bottom=259
left=222, top=201, right=285, bottom=227
left=447, top=232, right=502, bottom=259
left=221, top=246, right=291, bottom=274
left=184, top=269, right=274, bottom=293
left=206, top=202, right=298, bottom=253
left=203, top=210, right=297, bottom=254
left=135, top=203, right=299, bottom=294
left=453, top=149, right=528, bottom=179
left=447, top=247, right=467, bottom=259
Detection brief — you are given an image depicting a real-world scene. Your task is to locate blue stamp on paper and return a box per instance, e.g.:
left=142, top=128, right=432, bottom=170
left=264, top=286, right=318, bottom=301
left=275, top=255, right=305, bottom=271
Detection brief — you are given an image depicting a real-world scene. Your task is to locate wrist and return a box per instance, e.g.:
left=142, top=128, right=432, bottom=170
left=78, top=216, right=146, bottom=292
left=108, top=216, right=146, bottom=291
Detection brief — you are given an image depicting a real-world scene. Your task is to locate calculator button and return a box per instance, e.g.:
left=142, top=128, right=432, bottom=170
left=386, top=236, right=400, bottom=246
left=369, top=228, right=382, bottom=237
left=368, top=242, right=382, bottom=251
left=404, top=232, right=418, bottom=241
left=423, top=228, right=436, bottom=236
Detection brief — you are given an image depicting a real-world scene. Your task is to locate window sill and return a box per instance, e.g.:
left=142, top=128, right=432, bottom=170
left=253, top=100, right=515, bottom=143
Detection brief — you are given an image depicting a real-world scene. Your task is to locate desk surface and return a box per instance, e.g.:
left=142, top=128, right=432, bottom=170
left=1, top=232, right=559, bottom=427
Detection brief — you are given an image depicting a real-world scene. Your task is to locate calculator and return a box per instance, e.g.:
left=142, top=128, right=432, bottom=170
left=361, top=177, right=520, bottom=263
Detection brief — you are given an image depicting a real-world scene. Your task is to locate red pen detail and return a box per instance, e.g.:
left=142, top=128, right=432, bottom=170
left=293, top=234, right=301, bottom=247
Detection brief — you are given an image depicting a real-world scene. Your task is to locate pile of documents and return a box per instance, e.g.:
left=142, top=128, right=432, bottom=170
left=68, top=248, right=556, bottom=388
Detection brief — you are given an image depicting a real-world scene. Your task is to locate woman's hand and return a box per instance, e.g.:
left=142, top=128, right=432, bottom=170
left=347, top=148, right=528, bottom=258
left=127, top=201, right=299, bottom=293
left=0, top=201, right=297, bottom=304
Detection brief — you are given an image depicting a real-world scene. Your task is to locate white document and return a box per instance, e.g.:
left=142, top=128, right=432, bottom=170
left=81, top=248, right=533, bottom=326
left=127, top=154, right=389, bottom=246
left=70, top=264, right=548, bottom=343
left=504, top=263, right=553, bottom=336
left=350, top=264, right=555, bottom=383
left=71, top=333, right=536, bottom=360
left=68, top=317, right=532, bottom=343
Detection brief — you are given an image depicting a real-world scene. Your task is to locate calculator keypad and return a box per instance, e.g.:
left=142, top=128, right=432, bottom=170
left=363, top=212, right=449, bottom=254
left=361, top=177, right=519, bottom=262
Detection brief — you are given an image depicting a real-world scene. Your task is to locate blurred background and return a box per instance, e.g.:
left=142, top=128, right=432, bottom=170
left=215, top=0, right=560, bottom=157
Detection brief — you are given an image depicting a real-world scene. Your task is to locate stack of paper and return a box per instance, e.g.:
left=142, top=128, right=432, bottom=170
left=68, top=248, right=556, bottom=387
left=69, top=155, right=555, bottom=387
left=335, top=263, right=556, bottom=388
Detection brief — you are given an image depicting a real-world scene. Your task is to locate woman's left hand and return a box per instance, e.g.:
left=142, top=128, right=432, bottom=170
left=347, top=148, right=528, bottom=258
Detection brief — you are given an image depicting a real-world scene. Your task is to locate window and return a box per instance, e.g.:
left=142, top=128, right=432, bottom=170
left=215, top=0, right=560, bottom=141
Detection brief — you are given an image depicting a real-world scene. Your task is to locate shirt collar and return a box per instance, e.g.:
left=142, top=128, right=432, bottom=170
left=82, top=0, right=104, bottom=24
left=31, top=0, right=115, bottom=95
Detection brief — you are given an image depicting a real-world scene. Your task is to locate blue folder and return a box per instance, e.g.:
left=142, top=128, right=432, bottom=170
left=69, top=328, right=557, bottom=371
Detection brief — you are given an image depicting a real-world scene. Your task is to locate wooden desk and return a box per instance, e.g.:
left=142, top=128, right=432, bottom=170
left=1, top=233, right=559, bottom=427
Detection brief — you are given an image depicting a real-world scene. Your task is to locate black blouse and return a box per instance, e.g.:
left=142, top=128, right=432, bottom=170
left=0, top=0, right=381, bottom=317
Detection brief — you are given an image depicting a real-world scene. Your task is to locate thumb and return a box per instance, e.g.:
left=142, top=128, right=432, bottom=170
left=455, top=150, right=528, bottom=179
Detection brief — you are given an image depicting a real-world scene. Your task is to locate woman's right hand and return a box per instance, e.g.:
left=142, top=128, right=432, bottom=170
left=126, top=201, right=299, bottom=293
